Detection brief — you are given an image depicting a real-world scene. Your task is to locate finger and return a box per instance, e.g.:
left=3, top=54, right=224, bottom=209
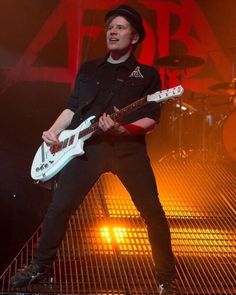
left=102, top=113, right=107, bottom=120
left=50, top=132, right=59, bottom=143
left=42, top=137, right=55, bottom=146
left=98, top=116, right=107, bottom=130
left=42, top=131, right=53, bottom=141
left=42, top=136, right=56, bottom=146
left=42, top=131, right=59, bottom=145
left=114, top=106, right=119, bottom=112
left=104, top=115, right=115, bottom=128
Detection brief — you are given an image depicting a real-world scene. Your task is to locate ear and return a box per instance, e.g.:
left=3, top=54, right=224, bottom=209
left=131, top=33, right=139, bottom=45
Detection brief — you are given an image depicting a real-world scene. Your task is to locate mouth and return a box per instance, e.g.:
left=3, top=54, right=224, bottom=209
left=109, top=38, right=119, bottom=43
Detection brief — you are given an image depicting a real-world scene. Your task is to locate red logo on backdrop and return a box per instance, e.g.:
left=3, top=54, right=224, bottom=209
left=0, top=0, right=230, bottom=94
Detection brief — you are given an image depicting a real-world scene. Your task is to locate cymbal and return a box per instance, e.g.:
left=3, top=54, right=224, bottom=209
left=156, top=55, right=205, bottom=68
left=209, top=81, right=236, bottom=91
left=209, top=81, right=236, bottom=96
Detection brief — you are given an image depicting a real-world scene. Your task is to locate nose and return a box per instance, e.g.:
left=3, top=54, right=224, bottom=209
left=110, top=26, right=118, bottom=34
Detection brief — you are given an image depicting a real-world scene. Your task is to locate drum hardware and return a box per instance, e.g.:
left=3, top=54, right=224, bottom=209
left=209, top=80, right=236, bottom=97
left=205, top=48, right=236, bottom=162
left=203, top=111, right=236, bottom=163
left=193, top=93, right=233, bottom=162
left=210, top=101, right=231, bottom=107
left=175, top=102, right=198, bottom=115
left=172, top=67, right=189, bottom=159
left=221, top=111, right=236, bottom=161
left=156, top=55, right=205, bottom=69
left=195, top=98, right=236, bottom=163
left=156, top=55, right=205, bottom=160
left=193, top=94, right=213, bottom=162
left=209, top=46, right=236, bottom=109
left=185, top=75, right=235, bottom=162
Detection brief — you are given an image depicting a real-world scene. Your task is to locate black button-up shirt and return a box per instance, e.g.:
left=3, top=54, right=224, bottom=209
left=67, top=54, right=162, bottom=129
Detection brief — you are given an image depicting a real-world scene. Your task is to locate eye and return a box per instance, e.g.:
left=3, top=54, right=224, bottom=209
left=117, top=25, right=125, bottom=30
left=106, top=24, right=128, bottom=31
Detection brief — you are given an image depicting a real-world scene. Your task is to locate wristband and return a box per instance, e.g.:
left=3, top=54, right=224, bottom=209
left=122, top=124, right=145, bottom=134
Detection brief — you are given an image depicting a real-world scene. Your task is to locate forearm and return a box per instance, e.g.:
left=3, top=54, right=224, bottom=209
left=121, top=117, right=156, bottom=135
left=42, top=109, right=75, bottom=145
left=99, top=111, right=156, bottom=136
left=48, top=109, right=75, bottom=134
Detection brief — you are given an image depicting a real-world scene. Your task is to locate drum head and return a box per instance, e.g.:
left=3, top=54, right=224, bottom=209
left=222, top=110, right=236, bottom=161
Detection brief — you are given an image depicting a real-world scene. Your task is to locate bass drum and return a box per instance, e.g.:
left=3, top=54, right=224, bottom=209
left=222, top=110, right=236, bottom=161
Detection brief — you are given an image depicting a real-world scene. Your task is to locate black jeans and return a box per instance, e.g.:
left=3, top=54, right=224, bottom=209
left=34, top=138, right=175, bottom=282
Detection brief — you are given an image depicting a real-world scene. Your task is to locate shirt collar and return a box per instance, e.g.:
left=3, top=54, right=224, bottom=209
left=97, top=53, right=138, bottom=70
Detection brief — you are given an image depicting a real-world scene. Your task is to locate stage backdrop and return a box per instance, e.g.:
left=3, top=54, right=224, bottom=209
left=0, top=0, right=235, bottom=271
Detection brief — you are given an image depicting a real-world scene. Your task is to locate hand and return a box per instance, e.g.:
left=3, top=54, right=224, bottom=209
left=42, top=130, right=59, bottom=146
left=98, top=107, right=121, bottom=134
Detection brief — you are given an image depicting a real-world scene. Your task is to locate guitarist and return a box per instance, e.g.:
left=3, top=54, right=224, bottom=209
left=11, top=5, right=178, bottom=295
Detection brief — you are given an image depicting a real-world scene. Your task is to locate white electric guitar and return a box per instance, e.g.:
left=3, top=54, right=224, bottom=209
left=31, top=85, right=184, bottom=182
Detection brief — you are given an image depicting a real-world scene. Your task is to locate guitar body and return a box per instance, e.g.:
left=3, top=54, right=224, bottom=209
left=31, top=116, right=96, bottom=182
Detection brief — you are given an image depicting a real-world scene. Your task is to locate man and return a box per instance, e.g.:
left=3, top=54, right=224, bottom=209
left=11, top=5, right=178, bottom=295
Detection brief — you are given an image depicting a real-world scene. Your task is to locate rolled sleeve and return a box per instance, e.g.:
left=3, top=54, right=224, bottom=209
left=66, top=72, right=81, bottom=112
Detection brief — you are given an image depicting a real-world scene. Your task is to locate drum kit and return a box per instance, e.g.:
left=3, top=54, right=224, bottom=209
left=156, top=54, right=236, bottom=162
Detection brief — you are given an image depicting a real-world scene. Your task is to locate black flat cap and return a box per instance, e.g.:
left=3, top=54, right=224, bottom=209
left=105, top=5, right=145, bottom=43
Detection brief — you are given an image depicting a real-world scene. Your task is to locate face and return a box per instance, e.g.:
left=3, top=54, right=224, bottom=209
left=106, top=16, right=139, bottom=59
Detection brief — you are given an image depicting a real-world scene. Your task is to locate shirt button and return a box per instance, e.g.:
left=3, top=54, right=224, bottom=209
left=96, top=81, right=100, bottom=85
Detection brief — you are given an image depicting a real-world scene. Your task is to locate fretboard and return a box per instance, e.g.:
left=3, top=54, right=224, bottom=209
left=78, top=95, right=147, bottom=139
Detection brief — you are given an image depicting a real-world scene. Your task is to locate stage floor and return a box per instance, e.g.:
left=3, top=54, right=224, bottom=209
left=0, top=159, right=235, bottom=295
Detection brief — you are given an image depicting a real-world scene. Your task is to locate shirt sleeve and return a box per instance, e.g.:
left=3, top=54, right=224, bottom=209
left=66, top=64, right=84, bottom=112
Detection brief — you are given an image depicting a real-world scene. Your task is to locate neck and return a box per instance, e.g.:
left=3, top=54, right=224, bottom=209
left=108, top=50, right=132, bottom=64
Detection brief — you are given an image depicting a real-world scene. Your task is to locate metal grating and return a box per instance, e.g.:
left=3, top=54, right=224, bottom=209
left=0, top=159, right=235, bottom=295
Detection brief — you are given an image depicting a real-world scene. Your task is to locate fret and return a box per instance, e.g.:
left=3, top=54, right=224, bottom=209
left=62, top=138, right=69, bottom=149
left=69, top=135, right=75, bottom=145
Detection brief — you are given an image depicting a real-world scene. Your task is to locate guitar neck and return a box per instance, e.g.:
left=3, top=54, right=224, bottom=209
left=79, top=95, right=147, bottom=139
left=78, top=85, right=184, bottom=139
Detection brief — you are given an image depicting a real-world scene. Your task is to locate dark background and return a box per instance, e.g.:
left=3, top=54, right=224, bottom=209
left=0, top=0, right=235, bottom=273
